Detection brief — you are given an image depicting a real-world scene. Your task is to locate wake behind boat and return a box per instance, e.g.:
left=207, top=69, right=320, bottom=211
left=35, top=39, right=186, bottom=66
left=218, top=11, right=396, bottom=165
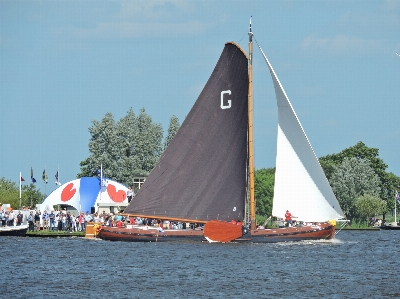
left=97, top=19, right=345, bottom=243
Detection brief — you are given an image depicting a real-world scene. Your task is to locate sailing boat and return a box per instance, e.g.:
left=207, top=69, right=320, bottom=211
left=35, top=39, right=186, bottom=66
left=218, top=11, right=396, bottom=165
left=97, top=20, right=345, bottom=243
left=98, top=42, right=249, bottom=242
left=379, top=190, right=400, bottom=230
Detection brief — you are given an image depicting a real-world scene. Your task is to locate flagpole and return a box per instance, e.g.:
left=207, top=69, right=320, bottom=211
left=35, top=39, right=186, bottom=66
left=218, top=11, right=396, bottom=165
left=19, top=172, right=22, bottom=209
left=100, top=163, right=103, bottom=202
left=395, top=190, right=397, bottom=223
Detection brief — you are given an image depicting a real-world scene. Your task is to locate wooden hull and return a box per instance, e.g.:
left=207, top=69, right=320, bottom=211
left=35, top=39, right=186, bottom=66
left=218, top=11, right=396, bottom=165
left=0, top=226, right=27, bottom=237
left=97, top=226, right=204, bottom=242
left=97, top=223, right=335, bottom=243
left=243, top=222, right=336, bottom=243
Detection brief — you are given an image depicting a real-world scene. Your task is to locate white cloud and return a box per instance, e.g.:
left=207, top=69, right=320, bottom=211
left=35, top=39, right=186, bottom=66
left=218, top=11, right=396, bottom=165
left=383, top=0, right=400, bottom=11
left=62, top=20, right=211, bottom=40
left=54, top=1, right=215, bottom=41
left=300, top=34, right=384, bottom=55
left=117, top=0, right=195, bottom=20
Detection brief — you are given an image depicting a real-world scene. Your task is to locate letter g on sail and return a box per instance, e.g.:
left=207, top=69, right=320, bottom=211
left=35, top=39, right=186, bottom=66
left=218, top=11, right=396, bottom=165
left=220, top=90, right=231, bottom=109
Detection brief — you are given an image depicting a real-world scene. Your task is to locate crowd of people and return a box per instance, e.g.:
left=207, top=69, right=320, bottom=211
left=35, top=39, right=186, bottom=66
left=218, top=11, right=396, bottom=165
left=1, top=207, right=197, bottom=232
left=0, top=209, right=24, bottom=227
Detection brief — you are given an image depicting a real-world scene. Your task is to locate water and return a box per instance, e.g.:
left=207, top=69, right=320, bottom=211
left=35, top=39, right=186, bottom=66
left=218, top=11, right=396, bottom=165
left=1, top=230, right=399, bottom=298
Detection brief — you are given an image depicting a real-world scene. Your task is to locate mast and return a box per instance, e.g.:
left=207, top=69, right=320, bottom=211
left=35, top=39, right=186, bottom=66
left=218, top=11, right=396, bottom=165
left=248, top=17, right=256, bottom=230
left=395, top=190, right=397, bottom=223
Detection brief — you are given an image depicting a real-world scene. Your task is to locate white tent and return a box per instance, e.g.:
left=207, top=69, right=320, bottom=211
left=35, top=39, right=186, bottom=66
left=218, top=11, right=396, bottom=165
left=40, top=177, right=129, bottom=214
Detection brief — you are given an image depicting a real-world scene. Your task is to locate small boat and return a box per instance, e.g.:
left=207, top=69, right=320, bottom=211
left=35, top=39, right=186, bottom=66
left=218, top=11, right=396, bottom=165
left=98, top=19, right=345, bottom=243
left=380, top=222, right=400, bottom=230
left=0, top=225, right=28, bottom=237
left=380, top=191, right=400, bottom=230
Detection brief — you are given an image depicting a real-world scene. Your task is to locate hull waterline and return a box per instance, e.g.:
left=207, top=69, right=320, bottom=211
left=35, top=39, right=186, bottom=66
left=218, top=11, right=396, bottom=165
left=97, top=223, right=335, bottom=243
left=97, top=226, right=204, bottom=242
left=245, top=222, right=336, bottom=243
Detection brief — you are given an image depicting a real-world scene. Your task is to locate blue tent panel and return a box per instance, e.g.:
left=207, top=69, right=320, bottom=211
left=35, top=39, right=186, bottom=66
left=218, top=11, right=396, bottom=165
left=79, top=177, right=101, bottom=213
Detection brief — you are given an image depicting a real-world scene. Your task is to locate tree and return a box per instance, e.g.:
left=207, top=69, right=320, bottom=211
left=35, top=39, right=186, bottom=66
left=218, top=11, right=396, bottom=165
left=21, top=183, right=44, bottom=208
left=355, top=194, right=386, bottom=225
left=133, top=108, right=164, bottom=174
left=254, top=168, right=275, bottom=217
left=0, top=178, right=19, bottom=208
left=383, top=172, right=400, bottom=219
left=330, top=157, right=381, bottom=221
left=164, top=115, right=180, bottom=150
left=319, top=141, right=389, bottom=200
left=77, top=108, right=164, bottom=186
left=78, top=112, right=119, bottom=178
left=0, top=178, right=44, bottom=209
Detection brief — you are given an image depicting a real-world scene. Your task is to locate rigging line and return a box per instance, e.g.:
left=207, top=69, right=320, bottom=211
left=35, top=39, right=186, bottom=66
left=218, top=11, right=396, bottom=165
left=237, top=33, right=247, bottom=44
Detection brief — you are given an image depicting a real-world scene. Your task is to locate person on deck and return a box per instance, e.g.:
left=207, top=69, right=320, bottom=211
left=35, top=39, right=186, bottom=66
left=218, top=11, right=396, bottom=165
left=49, top=210, right=56, bottom=231
left=127, top=186, right=133, bottom=203
left=285, top=210, right=296, bottom=227
left=42, top=210, right=49, bottom=231
left=27, top=211, right=34, bottom=231
left=16, top=211, right=23, bottom=226
left=116, top=219, right=123, bottom=228
left=34, top=210, right=41, bottom=231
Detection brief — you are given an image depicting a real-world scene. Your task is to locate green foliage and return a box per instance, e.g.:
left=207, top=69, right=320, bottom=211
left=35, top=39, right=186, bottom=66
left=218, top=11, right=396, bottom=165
left=0, top=178, right=44, bottom=209
left=355, top=194, right=386, bottom=224
left=319, top=141, right=390, bottom=200
left=330, top=157, right=381, bottom=220
left=21, top=184, right=44, bottom=208
left=0, top=178, right=19, bottom=207
left=255, top=214, right=267, bottom=226
left=164, top=115, right=180, bottom=150
left=134, top=108, right=164, bottom=173
left=254, top=168, right=275, bottom=217
left=77, top=108, right=166, bottom=186
left=319, top=141, right=400, bottom=221
left=384, top=172, right=400, bottom=213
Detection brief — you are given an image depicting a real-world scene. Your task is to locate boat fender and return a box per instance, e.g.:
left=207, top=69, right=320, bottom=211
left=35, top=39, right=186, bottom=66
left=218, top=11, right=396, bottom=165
left=328, top=220, right=336, bottom=226
left=242, top=226, right=249, bottom=236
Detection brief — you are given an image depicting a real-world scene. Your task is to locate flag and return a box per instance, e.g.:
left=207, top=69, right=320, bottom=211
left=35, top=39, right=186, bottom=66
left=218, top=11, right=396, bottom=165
left=31, top=167, right=36, bottom=183
left=55, top=170, right=61, bottom=186
left=20, top=176, right=25, bottom=182
left=396, top=190, right=400, bottom=205
left=42, top=169, right=48, bottom=184
left=99, top=164, right=107, bottom=187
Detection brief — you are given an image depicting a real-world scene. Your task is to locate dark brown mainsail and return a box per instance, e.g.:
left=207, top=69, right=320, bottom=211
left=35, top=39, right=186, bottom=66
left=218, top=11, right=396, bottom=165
left=124, top=42, right=249, bottom=223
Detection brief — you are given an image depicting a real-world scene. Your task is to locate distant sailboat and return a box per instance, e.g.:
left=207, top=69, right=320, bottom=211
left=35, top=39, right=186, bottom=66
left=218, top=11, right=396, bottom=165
left=97, top=20, right=345, bottom=243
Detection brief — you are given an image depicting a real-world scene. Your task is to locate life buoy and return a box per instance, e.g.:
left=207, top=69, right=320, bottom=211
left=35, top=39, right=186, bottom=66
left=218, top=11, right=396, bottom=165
left=94, top=224, right=102, bottom=233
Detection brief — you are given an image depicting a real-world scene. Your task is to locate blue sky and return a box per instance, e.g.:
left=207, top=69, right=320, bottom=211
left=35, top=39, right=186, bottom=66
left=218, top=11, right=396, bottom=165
left=1, top=0, right=399, bottom=195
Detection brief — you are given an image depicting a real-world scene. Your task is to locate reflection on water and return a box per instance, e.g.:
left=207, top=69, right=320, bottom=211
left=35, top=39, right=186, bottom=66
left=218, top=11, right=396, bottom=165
left=1, top=230, right=400, bottom=298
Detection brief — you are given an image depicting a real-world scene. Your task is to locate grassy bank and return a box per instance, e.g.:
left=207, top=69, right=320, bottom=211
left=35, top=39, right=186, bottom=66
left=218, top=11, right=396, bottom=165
left=26, top=230, right=86, bottom=237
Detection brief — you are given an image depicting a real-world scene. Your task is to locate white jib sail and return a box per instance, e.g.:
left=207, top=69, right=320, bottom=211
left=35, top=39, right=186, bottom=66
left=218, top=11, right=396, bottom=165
left=257, top=43, right=344, bottom=222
